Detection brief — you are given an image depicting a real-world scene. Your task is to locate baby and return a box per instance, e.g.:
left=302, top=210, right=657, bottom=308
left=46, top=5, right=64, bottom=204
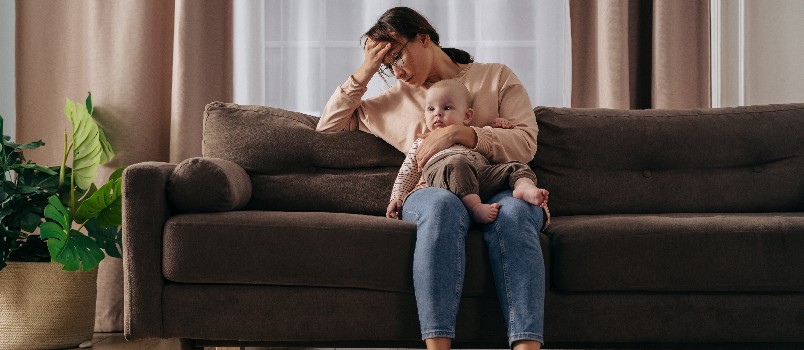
left=387, top=79, right=548, bottom=224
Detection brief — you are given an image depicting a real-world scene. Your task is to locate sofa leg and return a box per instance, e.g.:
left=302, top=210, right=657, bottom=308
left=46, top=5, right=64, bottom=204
left=174, top=338, right=194, bottom=350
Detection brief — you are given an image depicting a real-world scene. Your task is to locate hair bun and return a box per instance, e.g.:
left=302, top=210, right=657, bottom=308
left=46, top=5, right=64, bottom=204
left=442, top=48, right=474, bottom=64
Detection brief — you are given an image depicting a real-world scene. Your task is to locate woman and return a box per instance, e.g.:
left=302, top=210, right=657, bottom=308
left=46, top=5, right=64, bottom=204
left=317, top=7, right=546, bottom=350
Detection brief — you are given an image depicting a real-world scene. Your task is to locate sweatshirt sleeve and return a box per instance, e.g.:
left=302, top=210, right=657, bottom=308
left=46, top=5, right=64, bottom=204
left=317, top=75, right=369, bottom=132
left=390, top=139, right=422, bottom=203
left=470, top=66, right=538, bottom=164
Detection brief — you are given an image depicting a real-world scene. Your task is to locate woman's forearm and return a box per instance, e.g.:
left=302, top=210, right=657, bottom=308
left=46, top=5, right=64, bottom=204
left=453, top=125, right=478, bottom=149
left=352, top=67, right=376, bottom=88
left=319, top=39, right=390, bottom=132
left=318, top=75, right=368, bottom=132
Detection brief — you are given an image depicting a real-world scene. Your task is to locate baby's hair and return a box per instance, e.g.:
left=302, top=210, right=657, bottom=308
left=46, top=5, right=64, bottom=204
left=427, top=79, right=472, bottom=108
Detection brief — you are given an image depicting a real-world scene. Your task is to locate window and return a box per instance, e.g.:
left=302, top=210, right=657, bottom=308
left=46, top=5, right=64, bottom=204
left=234, top=0, right=571, bottom=115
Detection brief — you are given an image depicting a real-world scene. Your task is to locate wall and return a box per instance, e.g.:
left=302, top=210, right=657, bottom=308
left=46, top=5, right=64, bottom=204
left=717, top=0, right=804, bottom=106
left=0, top=0, right=14, bottom=140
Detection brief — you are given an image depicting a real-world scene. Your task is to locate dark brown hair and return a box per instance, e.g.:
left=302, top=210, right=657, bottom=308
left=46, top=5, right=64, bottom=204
left=363, top=7, right=473, bottom=65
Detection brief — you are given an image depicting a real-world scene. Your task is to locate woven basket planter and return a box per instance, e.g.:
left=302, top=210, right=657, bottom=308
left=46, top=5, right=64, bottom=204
left=0, top=261, right=97, bottom=350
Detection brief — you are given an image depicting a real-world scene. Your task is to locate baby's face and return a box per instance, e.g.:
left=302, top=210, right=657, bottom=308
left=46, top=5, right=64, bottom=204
left=424, top=86, right=470, bottom=131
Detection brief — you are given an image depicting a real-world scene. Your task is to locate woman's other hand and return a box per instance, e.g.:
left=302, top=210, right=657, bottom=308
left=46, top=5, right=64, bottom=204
left=386, top=200, right=403, bottom=219
left=354, top=38, right=392, bottom=86
left=416, top=125, right=478, bottom=168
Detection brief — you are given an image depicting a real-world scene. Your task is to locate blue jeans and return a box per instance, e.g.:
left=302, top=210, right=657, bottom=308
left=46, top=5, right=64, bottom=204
left=402, top=187, right=545, bottom=346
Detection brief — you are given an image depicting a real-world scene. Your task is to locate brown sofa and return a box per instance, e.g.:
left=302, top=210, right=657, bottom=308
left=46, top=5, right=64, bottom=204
left=123, top=102, right=804, bottom=349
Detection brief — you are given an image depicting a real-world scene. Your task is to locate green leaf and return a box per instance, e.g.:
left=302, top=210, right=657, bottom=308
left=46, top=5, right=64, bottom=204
left=9, top=163, right=58, bottom=175
left=86, top=218, right=122, bottom=258
left=7, top=234, right=50, bottom=262
left=66, top=231, right=104, bottom=271
left=39, top=195, right=105, bottom=271
left=19, top=212, right=43, bottom=233
left=0, top=208, right=11, bottom=222
left=76, top=176, right=121, bottom=227
left=108, top=167, right=124, bottom=181
left=97, top=128, right=114, bottom=164
left=85, top=92, right=93, bottom=115
left=14, top=185, right=40, bottom=194
left=17, top=165, right=61, bottom=191
left=12, top=140, right=46, bottom=150
left=40, top=221, right=66, bottom=257
left=43, top=195, right=71, bottom=230
left=64, top=98, right=103, bottom=190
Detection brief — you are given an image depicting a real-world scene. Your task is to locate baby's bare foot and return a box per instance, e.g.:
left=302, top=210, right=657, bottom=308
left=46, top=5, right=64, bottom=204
left=468, top=202, right=499, bottom=224
left=513, top=182, right=546, bottom=206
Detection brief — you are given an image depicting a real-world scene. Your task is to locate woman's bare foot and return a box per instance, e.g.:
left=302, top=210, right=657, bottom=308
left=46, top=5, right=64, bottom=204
left=462, top=194, right=499, bottom=224
left=513, top=179, right=548, bottom=206
left=513, top=339, right=542, bottom=350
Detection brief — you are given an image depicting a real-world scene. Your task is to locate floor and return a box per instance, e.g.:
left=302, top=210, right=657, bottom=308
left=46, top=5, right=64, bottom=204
left=65, top=333, right=185, bottom=349
left=65, top=333, right=453, bottom=350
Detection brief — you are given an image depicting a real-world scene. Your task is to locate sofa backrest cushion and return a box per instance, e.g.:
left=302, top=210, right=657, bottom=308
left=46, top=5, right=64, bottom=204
left=203, top=102, right=403, bottom=215
left=531, top=103, right=804, bottom=216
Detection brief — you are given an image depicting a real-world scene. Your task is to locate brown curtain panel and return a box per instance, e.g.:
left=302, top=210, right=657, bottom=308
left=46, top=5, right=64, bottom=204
left=16, top=0, right=232, bottom=332
left=570, top=0, right=710, bottom=109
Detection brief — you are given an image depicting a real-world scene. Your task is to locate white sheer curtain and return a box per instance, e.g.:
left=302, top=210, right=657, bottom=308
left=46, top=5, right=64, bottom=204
left=0, top=0, right=15, bottom=141
left=234, top=0, right=571, bottom=115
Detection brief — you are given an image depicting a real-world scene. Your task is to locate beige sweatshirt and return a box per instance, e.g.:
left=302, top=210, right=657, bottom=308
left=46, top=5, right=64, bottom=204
left=317, top=63, right=538, bottom=165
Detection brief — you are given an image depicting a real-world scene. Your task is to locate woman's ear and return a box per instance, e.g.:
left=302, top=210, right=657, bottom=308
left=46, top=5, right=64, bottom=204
left=419, top=33, right=431, bottom=47
left=464, top=108, right=474, bottom=125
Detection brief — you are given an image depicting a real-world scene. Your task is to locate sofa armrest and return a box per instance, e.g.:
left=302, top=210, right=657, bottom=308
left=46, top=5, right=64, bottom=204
left=123, top=162, right=176, bottom=339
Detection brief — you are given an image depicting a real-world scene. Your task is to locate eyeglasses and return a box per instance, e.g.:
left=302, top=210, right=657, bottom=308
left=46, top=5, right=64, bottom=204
left=379, top=41, right=408, bottom=76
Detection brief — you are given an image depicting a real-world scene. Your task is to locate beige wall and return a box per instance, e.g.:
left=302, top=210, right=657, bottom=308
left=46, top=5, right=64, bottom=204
left=718, top=0, right=804, bottom=106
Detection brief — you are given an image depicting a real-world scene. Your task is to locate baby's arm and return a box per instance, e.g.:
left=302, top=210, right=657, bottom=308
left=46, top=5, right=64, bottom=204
left=388, top=139, right=423, bottom=219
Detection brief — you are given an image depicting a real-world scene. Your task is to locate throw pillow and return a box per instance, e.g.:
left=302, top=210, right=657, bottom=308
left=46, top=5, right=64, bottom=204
left=167, top=157, right=251, bottom=212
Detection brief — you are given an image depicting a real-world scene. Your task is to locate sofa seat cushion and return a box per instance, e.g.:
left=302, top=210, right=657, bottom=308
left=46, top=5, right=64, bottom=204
left=162, top=211, right=500, bottom=296
left=547, top=213, right=804, bottom=292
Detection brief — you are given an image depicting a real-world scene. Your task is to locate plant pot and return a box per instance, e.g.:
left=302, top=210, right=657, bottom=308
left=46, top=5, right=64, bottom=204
left=0, top=261, right=98, bottom=350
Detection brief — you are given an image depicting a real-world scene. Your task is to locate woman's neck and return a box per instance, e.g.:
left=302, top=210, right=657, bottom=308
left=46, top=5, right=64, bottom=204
left=424, top=47, right=463, bottom=88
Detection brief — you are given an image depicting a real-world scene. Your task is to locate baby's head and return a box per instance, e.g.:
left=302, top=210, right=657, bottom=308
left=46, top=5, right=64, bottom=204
left=424, top=79, right=473, bottom=131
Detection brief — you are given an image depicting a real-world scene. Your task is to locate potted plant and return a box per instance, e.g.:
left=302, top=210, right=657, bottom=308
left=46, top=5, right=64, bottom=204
left=0, top=92, right=124, bottom=350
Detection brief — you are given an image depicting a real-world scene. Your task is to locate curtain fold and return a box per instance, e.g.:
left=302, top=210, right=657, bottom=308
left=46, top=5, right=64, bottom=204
left=171, top=0, right=233, bottom=162
left=570, top=0, right=710, bottom=109
left=16, top=0, right=232, bottom=332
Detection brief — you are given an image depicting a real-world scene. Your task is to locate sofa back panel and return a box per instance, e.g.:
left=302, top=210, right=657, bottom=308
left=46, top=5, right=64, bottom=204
left=162, top=284, right=510, bottom=345
left=547, top=213, right=804, bottom=292
left=203, top=102, right=403, bottom=175
left=532, top=104, right=804, bottom=216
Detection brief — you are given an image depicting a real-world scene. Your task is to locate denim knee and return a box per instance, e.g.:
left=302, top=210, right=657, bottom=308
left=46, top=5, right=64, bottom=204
left=403, top=187, right=469, bottom=228
left=402, top=187, right=471, bottom=340
left=495, top=191, right=544, bottom=229
left=483, top=190, right=545, bottom=345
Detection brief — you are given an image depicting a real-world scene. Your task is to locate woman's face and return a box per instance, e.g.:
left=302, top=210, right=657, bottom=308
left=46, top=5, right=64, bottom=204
left=382, top=35, right=431, bottom=87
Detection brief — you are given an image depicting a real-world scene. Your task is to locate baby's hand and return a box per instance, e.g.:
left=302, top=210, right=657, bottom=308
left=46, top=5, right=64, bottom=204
left=540, top=188, right=549, bottom=205
left=386, top=200, right=403, bottom=219
left=491, top=118, right=513, bottom=129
